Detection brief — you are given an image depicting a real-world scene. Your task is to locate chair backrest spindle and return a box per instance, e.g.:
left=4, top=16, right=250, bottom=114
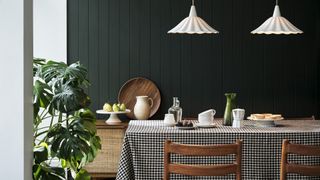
left=164, top=140, right=243, bottom=180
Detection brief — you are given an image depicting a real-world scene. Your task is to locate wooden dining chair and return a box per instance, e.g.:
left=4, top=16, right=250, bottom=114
left=164, top=140, right=243, bottom=180
left=280, top=139, right=320, bottom=180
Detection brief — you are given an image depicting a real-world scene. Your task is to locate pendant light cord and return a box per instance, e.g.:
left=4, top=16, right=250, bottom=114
left=276, top=0, right=278, bottom=5
left=192, top=0, right=194, bottom=5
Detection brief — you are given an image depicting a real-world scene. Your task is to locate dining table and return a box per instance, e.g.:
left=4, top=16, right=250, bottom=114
left=116, top=119, right=320, bottom=180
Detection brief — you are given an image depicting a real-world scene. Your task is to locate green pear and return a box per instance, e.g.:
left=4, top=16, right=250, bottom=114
left=103, top=103, right=112, bottom=112
left=113, top=104, right=120, bottom=112
left=120, top=103, right=126, bottom=111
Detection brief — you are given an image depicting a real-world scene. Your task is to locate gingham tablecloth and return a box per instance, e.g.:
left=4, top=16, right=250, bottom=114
left=116, top=120, right=320, bottom=180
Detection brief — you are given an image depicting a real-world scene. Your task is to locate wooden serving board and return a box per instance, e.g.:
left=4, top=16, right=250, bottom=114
left=118, top=77, right=161, bottom=119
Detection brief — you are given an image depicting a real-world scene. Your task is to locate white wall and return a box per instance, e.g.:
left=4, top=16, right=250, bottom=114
left=0, top=0, right=66, bottom=178
left=34, top=0, right=67, bottom=62
left=0, top=0, right=33, bottom=179
left=33, top=0, right=67, bottom=130
left=33, top=0, right=67, bottom=168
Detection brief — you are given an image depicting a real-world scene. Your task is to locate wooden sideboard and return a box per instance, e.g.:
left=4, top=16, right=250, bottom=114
left=85, top=120, right=128, bottom=179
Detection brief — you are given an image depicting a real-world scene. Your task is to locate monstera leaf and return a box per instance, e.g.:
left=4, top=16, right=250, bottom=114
left=33, top=143, right=65, bottom=180
left=34, top=143, right=49, bottom=164
left=33, top=80, right=53, bottom=122
left=47, top=109, right=100, bottom=171
left=64, top=63, right=89, bottom=87
left=51, top=81, right=90, bottom=113
left=33, top=163, right=65, bottom=180
left=38, top=61, right=68, bottom=83
left=38, top=61, right=89, bottom=87
left=75, top=169, right=90, bottom=180
left=33, top=58, right=46, bottom=76
left=33, top=80, right=53, bottom=108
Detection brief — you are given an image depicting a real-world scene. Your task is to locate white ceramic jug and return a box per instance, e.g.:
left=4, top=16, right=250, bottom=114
left=134, top=96, right=153, bottom=120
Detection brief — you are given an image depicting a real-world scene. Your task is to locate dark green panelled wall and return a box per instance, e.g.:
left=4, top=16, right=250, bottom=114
left=68, top=0, right=320, bottom=119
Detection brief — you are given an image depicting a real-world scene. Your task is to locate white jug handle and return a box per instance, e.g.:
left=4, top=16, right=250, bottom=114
left=148, top=98, right=154, bottom=108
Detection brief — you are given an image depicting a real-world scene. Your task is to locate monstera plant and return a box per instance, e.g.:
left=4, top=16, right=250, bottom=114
left=33, top=59, right=101, bottom=180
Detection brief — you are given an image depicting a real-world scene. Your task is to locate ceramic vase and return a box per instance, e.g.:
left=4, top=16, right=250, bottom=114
left=134, top=96, right=153, bottom=120
left=223, top=93, right=237, bottom=126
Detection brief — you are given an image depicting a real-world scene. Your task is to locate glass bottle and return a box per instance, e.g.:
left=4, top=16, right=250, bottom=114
left=223, top=93, right=237, bottom=126
left=168, top=97, right=182, bottom=123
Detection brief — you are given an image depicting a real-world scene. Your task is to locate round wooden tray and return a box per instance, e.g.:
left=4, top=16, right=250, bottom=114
left=118, top=77, right=161, bottom=119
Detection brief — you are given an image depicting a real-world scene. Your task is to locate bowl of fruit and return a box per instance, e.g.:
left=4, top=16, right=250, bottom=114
left=96, top=103, right=130, bottom=125
left=175, top=120, right=195, bottom=130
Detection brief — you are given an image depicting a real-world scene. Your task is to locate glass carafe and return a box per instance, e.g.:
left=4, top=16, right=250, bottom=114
left=168, top=97, right=182, bottom=123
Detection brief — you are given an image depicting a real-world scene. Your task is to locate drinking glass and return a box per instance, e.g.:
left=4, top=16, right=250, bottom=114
left=164, top=114, right=175, bottom=124
left=232, top=109, right=245, bottom=128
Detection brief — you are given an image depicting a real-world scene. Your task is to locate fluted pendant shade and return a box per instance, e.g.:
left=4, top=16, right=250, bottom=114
left=168, top=1, right=219, bottom=34
left=251, top=4, right=303, bottom=34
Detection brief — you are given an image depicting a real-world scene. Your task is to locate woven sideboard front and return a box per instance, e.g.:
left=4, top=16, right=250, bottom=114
left=85, top=121, right=128, bottom=178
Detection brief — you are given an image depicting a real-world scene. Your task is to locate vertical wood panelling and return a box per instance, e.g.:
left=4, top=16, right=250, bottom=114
left=239, top=0, right=252, bottom=114
left=221, top=0, right=234, bottom=94
left=139, top=0, right=150, bottom=77
left=119, top=0, right=130, bottom=87
left=251, top=0, right=268, bottom=113
left=88, top=0, right=99, bottom=110
left=170, top=0, right=181, bottom=98
left=129, top=0, right=140, bottom=78
left=98, top=0, right=109, bottom=104
left=68, top=0, right=320, bottom=119
left=232, top=0, right=243, bottom=109
left=109, top=0, right=120, bottom=102
left=149, top=0, right=161, bottom=84
left=201, top=0, right=214, bottom=111
left=211, top=0, right=223, bottom=114
left=159, top=0, right=171, bottom=115
left=78, top=0, right=89, bottom=72
left=67, top=0, right=79, bottom=61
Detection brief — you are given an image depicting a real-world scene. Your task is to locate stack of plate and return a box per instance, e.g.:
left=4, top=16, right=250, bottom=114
left=248, top=113, right=284, bottom=127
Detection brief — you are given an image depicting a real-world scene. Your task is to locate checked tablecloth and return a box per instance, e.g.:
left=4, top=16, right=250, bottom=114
left=116, top=120, right=320, bottom=180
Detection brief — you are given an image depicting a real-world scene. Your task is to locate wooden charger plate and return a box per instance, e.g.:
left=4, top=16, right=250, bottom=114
left=118, top=77, right=161, bottom=119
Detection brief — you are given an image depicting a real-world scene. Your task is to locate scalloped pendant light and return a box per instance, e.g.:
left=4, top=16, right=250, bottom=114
left=168, top=0, right=219, bottom=34
left=251, top=0, right=303, bottom=35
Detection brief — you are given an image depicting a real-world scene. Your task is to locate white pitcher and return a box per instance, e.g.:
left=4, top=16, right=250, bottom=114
left=134, top=96, right=153, bottom=120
